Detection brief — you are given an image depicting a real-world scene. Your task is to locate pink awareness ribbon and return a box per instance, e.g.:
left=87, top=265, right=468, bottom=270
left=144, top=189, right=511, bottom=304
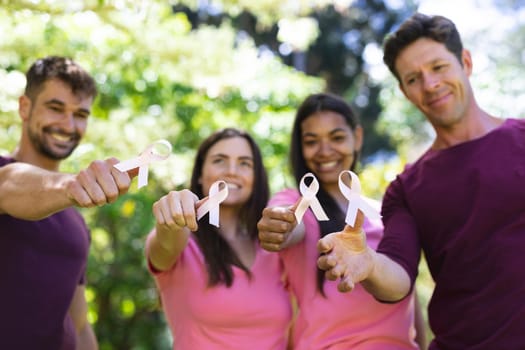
left=113, top=140, right=172, bottom=189
left=338, top=170, right=381, bottom=226
left=196, top=180, right=229, bottom=227
left=295, top=172, right=329, bottom=223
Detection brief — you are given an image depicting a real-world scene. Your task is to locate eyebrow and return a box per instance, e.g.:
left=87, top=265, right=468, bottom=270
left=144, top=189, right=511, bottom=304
left=210, top=153, right=254, bottom=161
left=402, top=58, right=446, bottom=80
left=44, top=98, right=91, bottom=115
left=302, top=127, right=348, bottom=137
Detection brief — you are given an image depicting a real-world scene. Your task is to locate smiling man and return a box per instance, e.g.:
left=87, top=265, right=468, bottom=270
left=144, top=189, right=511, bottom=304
left=0, top=56, right=135, bottom=349
left=317, top=13, right=525, bottom=350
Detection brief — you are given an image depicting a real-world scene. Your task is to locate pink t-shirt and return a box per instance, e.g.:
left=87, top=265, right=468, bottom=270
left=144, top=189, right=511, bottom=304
left=146, top=233, right=292, bottom=350
left=271, top=189, right=419, bottom=350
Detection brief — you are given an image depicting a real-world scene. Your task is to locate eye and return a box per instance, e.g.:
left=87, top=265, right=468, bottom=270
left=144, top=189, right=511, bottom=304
left=405, top=76, right=417, bottom=86
left=211, top=158, right=224, bottom=164
left=48, top=105, right=63, bottom=113
left=331, top=134, right=347, bottom=142
left=240, top=160, right=253, bottom=168
left=302, top=138, right=317, bottom=146
left=74, top=112, right=89, bottom=119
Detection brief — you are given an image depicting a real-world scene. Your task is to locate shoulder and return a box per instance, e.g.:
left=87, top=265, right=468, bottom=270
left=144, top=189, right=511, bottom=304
left=500, top=117, right=525, bottom=132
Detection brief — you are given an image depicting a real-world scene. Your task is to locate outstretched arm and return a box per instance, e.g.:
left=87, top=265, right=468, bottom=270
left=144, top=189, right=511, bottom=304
left=147, top=189, right=203, bottom=271
left=317, top=210, right=411, bottom=302
left=0, top=158, right=134, bottom=220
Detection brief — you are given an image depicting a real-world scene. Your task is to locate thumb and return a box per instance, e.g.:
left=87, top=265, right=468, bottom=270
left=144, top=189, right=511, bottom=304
left=195, top=197, right=208, bottom=211
left=288, top=197, right=302, bottom=213
left=344, top=210, right=365, bottom=233
left=109, top=157, right=139, bottom=178
left=127, top=167, right=139, bottom=179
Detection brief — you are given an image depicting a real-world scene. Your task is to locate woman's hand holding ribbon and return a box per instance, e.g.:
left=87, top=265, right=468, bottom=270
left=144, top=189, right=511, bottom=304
left=257, top=200, right=300, bottom=252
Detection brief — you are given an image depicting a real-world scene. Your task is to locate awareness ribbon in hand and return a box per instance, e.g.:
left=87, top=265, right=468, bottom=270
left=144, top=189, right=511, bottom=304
left=295, top=172, right=329, bottom=223
left=196, top=180, right=229, bottom=227
left=338, top=170, right=381, bottom=226
left=114, top=139, right=172, bottom=189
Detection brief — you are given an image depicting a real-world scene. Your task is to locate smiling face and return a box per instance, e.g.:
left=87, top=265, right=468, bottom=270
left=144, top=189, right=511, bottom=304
left=300, top=110, right=362, bottom=189
left=20, top=79, right=92, bottom=161
left=200, top=136, right=255, bottom=207
left=397, top=37, right=474, bottom=130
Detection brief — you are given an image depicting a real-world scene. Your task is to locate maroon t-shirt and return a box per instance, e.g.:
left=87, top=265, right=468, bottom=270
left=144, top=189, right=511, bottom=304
left=378, top=118, right=525, bottom=349
left=0, top=156, right=90, bottom=350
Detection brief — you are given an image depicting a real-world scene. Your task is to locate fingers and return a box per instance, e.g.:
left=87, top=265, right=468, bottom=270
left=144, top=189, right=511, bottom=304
left=69, top=159, right=131, bottom=207
left=317, top=253, right=355, bottom=293
left=153, top=190, right=199, bottom=231
left=338, top=275, right=355, bottom=293
left=317, top=234, right=334, bottom=254
left=257, top=206, right=297, bottom=251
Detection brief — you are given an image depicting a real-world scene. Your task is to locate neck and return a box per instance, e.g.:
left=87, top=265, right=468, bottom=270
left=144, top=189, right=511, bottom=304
left=432, top=108, right=503, bottom=150
left=217, top=206, right=250, bottom=241
left=12, top=146, right=61, bottom=171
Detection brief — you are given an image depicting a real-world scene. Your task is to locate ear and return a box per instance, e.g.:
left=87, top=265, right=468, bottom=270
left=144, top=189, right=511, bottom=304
left=461, top=49, right=473, bottom=77
left=353, top=125, right=364, bottom=152
left=19, top=95, right=31, bottom=121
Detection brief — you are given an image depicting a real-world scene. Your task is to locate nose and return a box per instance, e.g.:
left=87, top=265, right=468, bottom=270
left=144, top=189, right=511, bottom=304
left=317, top=140, right=333, bottom=156
left=61, top=113, right=76, bottom=132
left=422, top=72, right=440, bottom=91
left=226, top=161, right=238, bottom=175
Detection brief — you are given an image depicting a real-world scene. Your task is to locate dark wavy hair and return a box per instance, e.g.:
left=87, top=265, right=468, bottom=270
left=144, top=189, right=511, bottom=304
left=24, top=56, right=97, bottom=101
left=290, top=93, right=361, bottom=295
left=190, top=128, right=269, bottom=287
left=383, top=13, right=464, bottom=82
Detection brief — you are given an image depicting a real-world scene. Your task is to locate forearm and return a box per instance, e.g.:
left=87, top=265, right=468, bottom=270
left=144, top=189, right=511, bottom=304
left=76, top=323, right=98, bottom=350
left=361, top=251, right=412, bottom=302
left=147, top=226, right=190, bottom=271
left=0, top=163, right=74, bottom=220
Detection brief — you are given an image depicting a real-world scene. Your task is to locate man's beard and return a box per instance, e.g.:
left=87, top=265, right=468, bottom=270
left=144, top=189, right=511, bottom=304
left=27, top=123, right=80, bottom=160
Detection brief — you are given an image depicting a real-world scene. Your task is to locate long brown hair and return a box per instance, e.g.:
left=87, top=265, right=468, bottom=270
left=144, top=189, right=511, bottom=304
left=290, top=93, right=361, bottom=295
left=190, top=128, right=269, bottom=287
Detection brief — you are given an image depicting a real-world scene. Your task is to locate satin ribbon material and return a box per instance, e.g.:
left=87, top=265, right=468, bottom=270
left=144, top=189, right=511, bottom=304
left=114, top=139, right=172, bottom=189
left=196, top=180, right=229, bottom=227
left=338, top=170, right=381, bottom=226
left=295, top=172, right=329, bottom=223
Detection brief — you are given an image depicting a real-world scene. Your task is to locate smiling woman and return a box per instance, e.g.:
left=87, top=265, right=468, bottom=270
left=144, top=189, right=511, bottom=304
left=144, top=127, right=292, bottom=350
left=257, top=92, right=427, bottom=349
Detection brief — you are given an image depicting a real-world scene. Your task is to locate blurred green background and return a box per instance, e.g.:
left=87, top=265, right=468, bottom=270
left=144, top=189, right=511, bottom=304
left=1, top=0, right=524, bottom=348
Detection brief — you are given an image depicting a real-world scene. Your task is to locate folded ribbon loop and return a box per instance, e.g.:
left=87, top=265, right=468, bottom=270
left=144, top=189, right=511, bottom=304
left=338, top=170, right=381, bottom=226
left=295, top=172, right=329, bottom=223
left=114, top=139, right=172, bottom=189
left=196, top=180, right=229, bottom=227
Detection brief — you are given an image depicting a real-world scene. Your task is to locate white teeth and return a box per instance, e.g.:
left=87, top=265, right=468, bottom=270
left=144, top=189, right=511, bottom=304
left=50, top=132, right=71, bottom=142
left=227, top=183, right=240, bottom=190
left=319, top=161, right=337, bottom=170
